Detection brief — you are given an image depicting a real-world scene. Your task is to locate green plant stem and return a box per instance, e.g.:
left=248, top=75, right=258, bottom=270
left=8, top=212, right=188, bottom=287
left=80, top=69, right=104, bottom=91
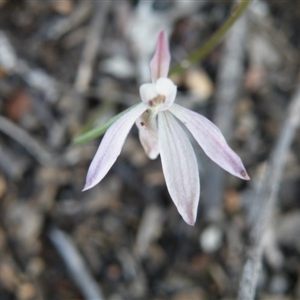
left=74, top=0, right=252, bottom=145
left=73, top=104, right=138, bottom=145
left=169, top=0, right=252, bottom=76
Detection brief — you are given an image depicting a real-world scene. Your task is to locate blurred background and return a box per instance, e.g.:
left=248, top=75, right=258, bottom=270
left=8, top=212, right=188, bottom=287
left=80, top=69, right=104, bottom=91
left=0, top=0, right=300, bottom=299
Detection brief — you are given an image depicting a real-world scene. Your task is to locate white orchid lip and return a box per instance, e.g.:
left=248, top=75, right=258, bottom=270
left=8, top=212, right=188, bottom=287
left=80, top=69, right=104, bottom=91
left=136, top=109, right=159, bottom=159
left=83, top=30, right=249, bottom=226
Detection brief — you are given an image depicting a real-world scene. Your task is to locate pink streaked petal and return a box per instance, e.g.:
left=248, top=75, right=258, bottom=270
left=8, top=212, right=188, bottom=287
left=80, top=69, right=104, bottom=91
left=169, top=104, right=250, bottom=180
left=150, top=31, right=171, bottom=82
left=83, top=103, right=147, bottom=191
left=158, top=111, right=200, bottom=226
left=136, top=110, right=159, bottom=159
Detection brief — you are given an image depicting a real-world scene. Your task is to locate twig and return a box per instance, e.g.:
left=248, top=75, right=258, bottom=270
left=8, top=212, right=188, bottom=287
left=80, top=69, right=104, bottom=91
left=49, top=227, right=105, bottom=300
left=249, top=7, right=298, bottom=65
left=0, top=142, right=29, bottom=179
left=205, top=8, right=248, bottom=220
left=74, top=1, right=110, bottom=93
left=16, top=60, right=60, bottom=104
left=0, top=30, right=16, bottom=73
left=134, top=204, right=164, bottom=258
left=0, top=116, right=55, bottom=166
left=47, top=2, right=93, bottom=40
left=0, top=115, right=82, bottom=167
left=237, top=82, right=300, bottom=300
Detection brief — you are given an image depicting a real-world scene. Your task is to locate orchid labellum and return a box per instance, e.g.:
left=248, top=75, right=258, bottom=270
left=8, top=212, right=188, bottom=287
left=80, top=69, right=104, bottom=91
left=83, top=31, right=249, bottom=226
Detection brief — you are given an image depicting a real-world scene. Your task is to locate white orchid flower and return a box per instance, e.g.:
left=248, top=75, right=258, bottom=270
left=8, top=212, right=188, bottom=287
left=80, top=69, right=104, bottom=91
left=83, top=31, right=249, bottom=226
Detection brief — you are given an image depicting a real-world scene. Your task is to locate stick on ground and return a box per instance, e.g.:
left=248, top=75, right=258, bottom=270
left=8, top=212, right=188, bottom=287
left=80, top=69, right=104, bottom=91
left=49, top=227, right=105, bottom=300
left=238, top=82, right=300, bottom=300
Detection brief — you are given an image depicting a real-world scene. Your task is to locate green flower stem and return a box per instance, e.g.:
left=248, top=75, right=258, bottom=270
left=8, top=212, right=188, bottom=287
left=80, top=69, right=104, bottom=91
left=73, top=104, right=138, bottom=145
left=169, top=0, right=252, bottom=76
left=80, top=101, right=115, bottom=133
left=74, top=0, right=252, bottom=145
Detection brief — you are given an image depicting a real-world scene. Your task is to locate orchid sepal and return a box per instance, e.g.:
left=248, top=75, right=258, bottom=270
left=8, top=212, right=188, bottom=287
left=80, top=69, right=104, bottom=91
left=150, top=31, right=171, bottom=82
left=83, top=103, right=147, bottom=191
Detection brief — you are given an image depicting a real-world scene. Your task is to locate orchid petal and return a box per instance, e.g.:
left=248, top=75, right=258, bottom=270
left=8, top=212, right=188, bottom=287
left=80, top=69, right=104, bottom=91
left=83, top=103, right=147, bottom=191
left=150, top=31, right=171, bottom=82
left=169, top=104, right=249, bottom=180
left=136, top=110, right=159, bottom=159
left=158, top=111, right=200, bottom=226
